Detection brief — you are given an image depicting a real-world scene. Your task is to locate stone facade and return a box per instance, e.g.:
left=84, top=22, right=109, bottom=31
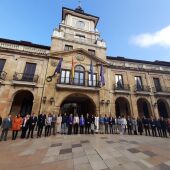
left=0, top=6, right=170, bottom=118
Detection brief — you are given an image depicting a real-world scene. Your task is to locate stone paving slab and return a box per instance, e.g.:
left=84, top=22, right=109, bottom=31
left=0, top=134, right=170, bottom=170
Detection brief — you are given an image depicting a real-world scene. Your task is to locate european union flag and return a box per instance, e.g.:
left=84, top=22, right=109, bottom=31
left=54, top=58, right=63, bottom=76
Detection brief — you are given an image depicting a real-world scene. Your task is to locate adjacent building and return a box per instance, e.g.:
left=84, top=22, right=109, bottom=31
left=0, top=6, right=170, bottom=118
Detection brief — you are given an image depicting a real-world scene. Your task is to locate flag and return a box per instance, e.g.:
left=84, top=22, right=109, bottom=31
left=71, top=57, right=75, bottom=79
left=53, top=58, right=63, bottom=76
left=100, top=64, right=105, bottom=86
left=90, top=60, right=93, bottom=83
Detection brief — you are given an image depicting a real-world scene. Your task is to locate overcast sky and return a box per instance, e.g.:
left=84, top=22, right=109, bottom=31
left=0, top=0, right=170, bottom=62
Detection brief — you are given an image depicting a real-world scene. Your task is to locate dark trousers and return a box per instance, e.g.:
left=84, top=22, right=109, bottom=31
left=74, top=123, right=79, bottom=134
left=85, top=125, right=90, bottom=134
left=27, top=126, right=35, bottom=138
left=151, top=126, right=157, bottom=137
left=45, top=125, right=51, bottom=137
left=157, top=127, right=162, bottom=137
left=0, top=128, right=9, bottom=141
left=51, top=122, right=56, bottom=135
left=68, top=124, right=72, bottom=135
left=80, top=126, right=84, bottom=134
left=144, top=125, right=151, bottom=136
left=12, top=130, right=19, bottom=140
left=162, top=129, right=167, bottom=138
left=109, top=125, right=113, bottom=134
left=21, top=127, right=28, bottom=138
left=105, top=124, right=109, bottom=134
left=37, top=126, right=43, bottom=137
left=127, top=125, right=132, bottom=135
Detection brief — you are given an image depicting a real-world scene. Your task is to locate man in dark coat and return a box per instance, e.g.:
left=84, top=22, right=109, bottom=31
left=160, top=117, right=167, bottom=138
left=27, top=113, right=37, bottom=138
left=21, top=114, right=30, bottom=139
left=137, top=117, right=143, bottom=135
left=150, top=117, right=157, bottom=137
left=37, top=113, right=46, bottom=138
left=0, top=114, right=12, bottom=141
left=127, top=116, right=132, bottom=135
left=155, top=118, right=162, bottom=137
left=85, top=113, right=91, bottom=134
left=142, top=116, right=151, bottom=136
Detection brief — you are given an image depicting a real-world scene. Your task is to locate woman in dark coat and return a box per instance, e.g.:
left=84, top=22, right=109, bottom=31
left=137, top=117, right=143, bottom=135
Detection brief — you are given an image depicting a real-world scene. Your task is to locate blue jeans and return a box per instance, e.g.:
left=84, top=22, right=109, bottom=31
left=61, top=123, right=67, bottom=134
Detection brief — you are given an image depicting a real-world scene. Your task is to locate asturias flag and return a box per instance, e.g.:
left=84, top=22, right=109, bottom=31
left=100, top=64, right=105, bottom=86
left=53, top=58, right=63, bottom=76
left=71, top=57, right=75, bottom=79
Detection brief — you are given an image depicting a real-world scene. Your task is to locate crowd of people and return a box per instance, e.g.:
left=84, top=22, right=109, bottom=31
left=0, top=113, right=170, bottom=141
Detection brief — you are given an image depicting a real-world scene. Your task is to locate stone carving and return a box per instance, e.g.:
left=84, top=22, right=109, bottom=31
left=76, top=55, right=85, bottom=61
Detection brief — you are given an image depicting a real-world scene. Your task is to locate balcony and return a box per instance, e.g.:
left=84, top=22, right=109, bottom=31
left=113, top=84, right=131, bottom=94
left=12, top=72, right=39, bottom=86
left=56, top=77, right=100, bottom=91
left=134, top=85, right=151, bottom=95
left=152, top=86, right=170, bottom=96
left=0, top=71, right=7, bottom=81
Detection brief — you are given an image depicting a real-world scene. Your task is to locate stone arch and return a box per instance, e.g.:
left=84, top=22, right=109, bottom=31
left=115, top=97, right=131, bottom=118
left=157, top=98, right=170, bottom=118
left=137, top=98, right=152, bottom=118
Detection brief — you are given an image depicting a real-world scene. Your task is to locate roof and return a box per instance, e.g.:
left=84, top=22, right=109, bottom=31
left=107, top=56, right=170, bottom=67
left=0, top=38, right=50, bottom=50
left=62, top=7, right=99, bottom=27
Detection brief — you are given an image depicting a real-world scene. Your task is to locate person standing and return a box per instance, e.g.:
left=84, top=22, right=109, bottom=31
left=85, top=113, right=91, bottom=134
left=12, top=113, right=22, bottom=140
left=120, top=115, right=127, bottom=135
left=99, top=115, right=104, bottom=134
left=45, top=113, right=52, bottom=137
left=117, top=116, right=122, bottom=134
left=51, top=113, right=57, bottom=135
left=127, top=116, right=132, bottom=135
left=155, top=118, right=162, bottom=137
left=104, top=115, right=109, bottom=134
left=160, top=117, right=167, bottom=138
left=150, top=117, right=157, bottom=137
left=142, top=116, right=151, bottom=136
left=167, top=118, right=170, bottom=136
left=73, top=114, right=79, bottom=134
left=21, top=114, right=30, bottom=139
left=57, top=114, right=62, bottom=133
left=0, top=114, right=12, bottom=141
left=109, top=115, right=114, bottom=134
left=68, top=114, right=73, bottom=135
left=27, top=113, right=37, bottom=139
left=91, top=114, right=95, bottom=134
left=137, top=117, right=143, bottom=135
left=37, top=113, right=46, bottom=138
left=95, top=114, right=99, bottom=134
left=61, top=113, right=67, bottom=134
left=132, top=117, right=138, bottom=135
left=0, top=116, right=2, bottom=127
left=80, top=115, right=85, bottom=134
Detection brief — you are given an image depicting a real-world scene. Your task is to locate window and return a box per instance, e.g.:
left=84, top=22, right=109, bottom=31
left=22, top=63, right=36, bottom=82
left=74, top=65, right=85, bottom=86
left=88, top=73, right=97, bottom=87
left=64, top=45, right=73, bottom=51
left=75, top=34, right=85, bottom=42
left=60, top=70, right=70, bottom=84
left=115, top=74, right=123, bottom=89
left=0, top=59, right=6, bottom=72
left=153, top=78, right=162, bottom=92
left=88, top=49, right=95, bottom=56
left=135, top=76, right=143, bottom=90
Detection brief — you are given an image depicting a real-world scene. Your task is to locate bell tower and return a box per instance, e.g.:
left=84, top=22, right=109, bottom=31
left=51, top=6, right=107, bottom=60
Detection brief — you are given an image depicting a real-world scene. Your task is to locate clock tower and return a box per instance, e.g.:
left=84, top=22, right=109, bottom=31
left=51, top=6, right=107, bottom=60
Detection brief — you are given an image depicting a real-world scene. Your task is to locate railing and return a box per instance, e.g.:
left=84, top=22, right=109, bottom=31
left=64, top=33, right=97, bottom=45
left=0, top=71, right=7, bottom=80
left=57, top=77, right=100, bottom=88
left=152, top=86, right=170, bottom=93
left=134, top=85, right=151, bottom=92
left=113, top=84, right=130, bottom=91
left=13, top=72, right=39, bottom=83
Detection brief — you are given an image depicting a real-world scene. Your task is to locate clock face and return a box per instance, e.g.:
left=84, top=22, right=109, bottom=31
left=76, top=21, right=85, bottom=29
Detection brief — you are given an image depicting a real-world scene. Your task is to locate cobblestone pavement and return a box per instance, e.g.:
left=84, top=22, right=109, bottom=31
left=0, top=134, right=170, bottom=170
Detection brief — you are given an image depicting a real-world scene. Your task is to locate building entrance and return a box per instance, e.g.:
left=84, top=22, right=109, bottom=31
left=60, top=94, right=96, bottom=116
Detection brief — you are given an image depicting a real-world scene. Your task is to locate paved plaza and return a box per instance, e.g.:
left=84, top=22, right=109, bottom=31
left=0, top=134, right=170, bottom=170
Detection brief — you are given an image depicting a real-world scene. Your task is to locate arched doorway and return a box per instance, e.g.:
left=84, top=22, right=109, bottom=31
left=115, top=97, right=131, bottom=117
left=10, top=90, right=34, bottom=117
left=157, top=99, right=170, bottom=118
left=60, top=93, right=96, bottom=116
left=137, top=98, right=152, bottom=118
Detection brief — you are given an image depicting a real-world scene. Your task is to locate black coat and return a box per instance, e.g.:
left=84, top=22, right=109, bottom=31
left=28, top=116, right=37, bottom=128
left=160, top=119, right=167, bottom=130
left=37, top=114, right=46, bottom=127
left=85, top=116, right=91, bottom=126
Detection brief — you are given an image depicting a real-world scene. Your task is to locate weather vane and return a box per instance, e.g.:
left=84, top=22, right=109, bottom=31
left=78, top=0, right=82, bottom=7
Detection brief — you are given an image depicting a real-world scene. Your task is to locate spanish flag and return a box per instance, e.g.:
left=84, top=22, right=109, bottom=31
left=71, top=57, right=75, bottom=79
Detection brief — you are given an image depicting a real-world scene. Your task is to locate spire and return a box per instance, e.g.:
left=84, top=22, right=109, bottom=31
left=75, top=1, right=84, bottom=13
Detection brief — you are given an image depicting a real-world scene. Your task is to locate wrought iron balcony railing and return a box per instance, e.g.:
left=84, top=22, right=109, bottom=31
left=57, top=77, right=100, bottom=88
left=13, top=72, right=39, bottom=83
left=0, top=71, right=7, bottom=80
left=134, top=85, right=151, bottom=92
left=152, top=86, right=170, bottom=93
left=113, top=84, right=130, bottom=91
